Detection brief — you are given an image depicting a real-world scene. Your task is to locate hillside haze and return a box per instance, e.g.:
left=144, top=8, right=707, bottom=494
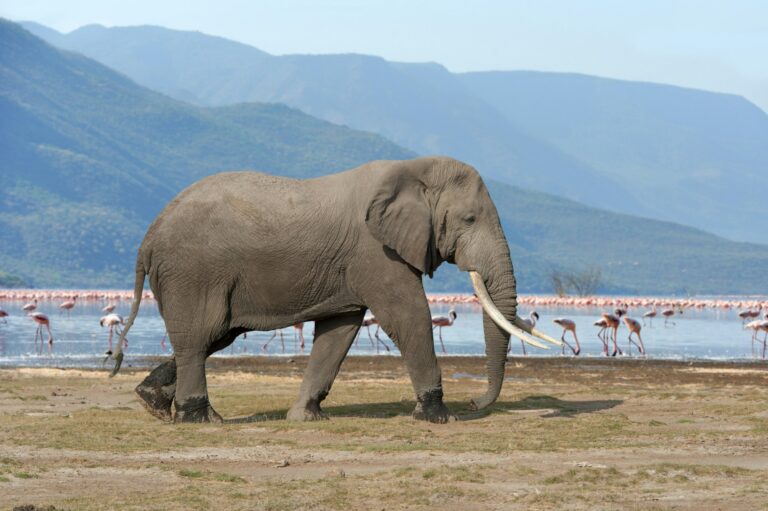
left=2, top=19, right=768, bottom=294
left=20, top=21, right=768, bottom=244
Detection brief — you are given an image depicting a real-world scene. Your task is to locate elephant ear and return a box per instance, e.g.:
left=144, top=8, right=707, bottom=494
left=366, top=164, right=439, bottom=277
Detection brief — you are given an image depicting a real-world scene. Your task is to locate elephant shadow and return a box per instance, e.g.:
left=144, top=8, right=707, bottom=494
left=225, top=395, right=622, bottom=423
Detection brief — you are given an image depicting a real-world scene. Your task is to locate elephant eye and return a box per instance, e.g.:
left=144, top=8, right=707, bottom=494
left=463, top=214, right=476, bottom=224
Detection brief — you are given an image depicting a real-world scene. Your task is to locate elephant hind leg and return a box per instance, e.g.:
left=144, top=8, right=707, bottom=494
left=135, top=358, right=177, bottom=422
left=173, top=347, right=223, bottom=423
left=287, top=310, right=365, bottom=421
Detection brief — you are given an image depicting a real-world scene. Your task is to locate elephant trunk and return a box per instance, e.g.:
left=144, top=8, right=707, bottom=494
left=469, top=255, right=518, bottom=411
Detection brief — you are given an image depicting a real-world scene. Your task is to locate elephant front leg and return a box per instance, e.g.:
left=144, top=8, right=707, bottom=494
left=361, top=270, right=456, bottom=424
left=287, top=310, right=365, bottom=421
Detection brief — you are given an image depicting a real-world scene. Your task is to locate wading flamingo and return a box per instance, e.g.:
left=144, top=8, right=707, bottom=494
left=745, top=319, right=768, bottom=359
left=59, top=296, right=77, bottom=317
left=360, top=315, right=390, bottom=353
left=553, top=318, right=580, bottom=355
left=102, top=304, right=116, bottom=314
left=99, top=313, right=126, bottom=354
left=22, top=299, right=37, bottom=312
left=262, top=329, right=286, bottom=353
left=738, top=309, right=761, bottom=325
left=593, top=318, right=610, bottom=355
left=509, top=311, right=539, bottom=356
left=431, top=309, right=457, bottom=354
left=29, top=312, right=53, bottom=354
left=661, top=308, right=676, bottom=327
left=602, top=310, right=625, bottom=356
left=622, top=316, right=646, bottom=355
left=294, top=322, right=305, bottom=352
left=0, top=309, right=8, bottom=323
left=642, top=306, right=657, bottom=327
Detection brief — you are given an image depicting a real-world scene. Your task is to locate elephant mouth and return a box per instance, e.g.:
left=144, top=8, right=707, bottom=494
left=468, top=271, right=562, bottom=349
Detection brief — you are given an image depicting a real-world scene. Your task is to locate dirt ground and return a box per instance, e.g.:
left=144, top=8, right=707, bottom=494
left=1, top=356, right=767, bottom=510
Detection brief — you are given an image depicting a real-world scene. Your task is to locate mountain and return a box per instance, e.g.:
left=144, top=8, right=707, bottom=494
left=17, top=22, right=647, bottom=218
left=459, top=71, right=768, bottom=245
left=20, top=22, right=768, bottom=244
left=0, top=19, right=413, bottom=287
left=3, top=19, right=768, bottom=294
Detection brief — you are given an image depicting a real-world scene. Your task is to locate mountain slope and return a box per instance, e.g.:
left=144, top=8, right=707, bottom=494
left=21, top=22, right=768, bottom=244
left=3, top=20, right=768, bottom=294
left=0, top=19, right=414, bottom=287
left=18, top=22, right=646, bottom=216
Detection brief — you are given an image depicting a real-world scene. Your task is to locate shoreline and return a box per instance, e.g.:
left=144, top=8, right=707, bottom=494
left=1, top=289, right=766, bottom=310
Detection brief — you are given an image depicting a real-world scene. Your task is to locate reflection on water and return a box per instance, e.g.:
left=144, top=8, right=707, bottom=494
left=0, top=299, right=765, bottom=368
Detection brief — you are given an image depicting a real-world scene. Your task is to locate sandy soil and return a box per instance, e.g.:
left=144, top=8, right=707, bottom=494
left=1, top=357, right=767, bottom=510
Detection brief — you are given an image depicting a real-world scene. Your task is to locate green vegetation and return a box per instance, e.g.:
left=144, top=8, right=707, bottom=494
left=4, top=19, right=768, bottom=293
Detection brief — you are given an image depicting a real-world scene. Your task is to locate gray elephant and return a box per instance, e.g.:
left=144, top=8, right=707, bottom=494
left=114, top=157, right=559, bottom=423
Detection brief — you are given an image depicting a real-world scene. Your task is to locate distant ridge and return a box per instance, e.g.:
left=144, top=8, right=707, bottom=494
left=3, top=19, right=768, bottom=294
left=20, top=21, right=768, bottom=243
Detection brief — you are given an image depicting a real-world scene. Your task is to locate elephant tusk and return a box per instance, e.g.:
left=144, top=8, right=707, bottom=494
left=469, top=271, right=549, bottom=350
left=513, top=317, right=564, bottom=347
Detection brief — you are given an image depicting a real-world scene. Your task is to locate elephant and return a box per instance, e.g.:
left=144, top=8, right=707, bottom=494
left=113, top=156, right=561, bottom=424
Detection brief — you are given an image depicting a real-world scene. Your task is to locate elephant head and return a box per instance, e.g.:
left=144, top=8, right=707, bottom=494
left=366, top=157, right=561, bottom=410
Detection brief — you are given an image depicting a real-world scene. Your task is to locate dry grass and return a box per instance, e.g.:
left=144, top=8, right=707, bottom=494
left=1, top=357, right=767, bottom=510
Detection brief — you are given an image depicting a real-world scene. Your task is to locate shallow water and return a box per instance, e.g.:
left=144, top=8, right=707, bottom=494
left=0, top=299, right=765, bottom=368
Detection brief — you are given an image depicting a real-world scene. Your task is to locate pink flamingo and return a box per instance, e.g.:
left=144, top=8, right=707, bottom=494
left=99, top=313, right=126, bottom=354
left=0, top=308, right=8, bottom=324
left=593, top=318, right=610, bottom=355
left=509, top=311, right=539, bottom=356
left=642, top=306, right=657, bottom=327
left=738, top=309, right=761, bottom=325
left=22, top=298, right=37, bottom=312
left=262, top=329, right=286, bottom=352
left=294, top=322, right=305, bottom=352
left=602, top=311, right=626, bottom=356
left=102, top=304, right=116, bottom=313
left=29, top=312, right=53, bottom=354
left=622, top=316, right=646, bottom=355
left=360, top=315, right=390, bottom=353
left=59, top=296, right=77, bottom=317
left=431, top=309, right=457, bottom=354
left=745, top=320, right=768, bottom=359
left=553, top=318, right=580, bottom=355
left=661, top=308, right=676, bottom=327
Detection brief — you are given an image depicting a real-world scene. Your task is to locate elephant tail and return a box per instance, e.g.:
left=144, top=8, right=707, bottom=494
left=109, top=262, right=147, bottom=377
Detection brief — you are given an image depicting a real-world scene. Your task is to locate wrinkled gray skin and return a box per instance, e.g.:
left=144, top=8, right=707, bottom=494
left=123, top=157, right=517, bottom=424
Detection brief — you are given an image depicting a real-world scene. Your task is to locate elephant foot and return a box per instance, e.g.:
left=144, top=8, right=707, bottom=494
left=135, top=359, right=177, bottom=422
left=286, top=399, right=328, bottom=422
left=412, top=389, right=457, bottom=424
left=173, top=396, right=223, bottom=423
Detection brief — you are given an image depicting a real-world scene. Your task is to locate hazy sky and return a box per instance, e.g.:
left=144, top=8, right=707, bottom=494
left=3, top=0, right=767, bottom=111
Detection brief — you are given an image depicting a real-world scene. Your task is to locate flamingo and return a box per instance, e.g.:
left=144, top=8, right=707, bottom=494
left=602, top=311, right=625, bottom=356
left=509, top=311, right=539, bottom=356
left=99, top=313, right=126, bottom=354
left=593, top=318, right=610, bottom=355
left=431, top=309, right=457, bottom=354
left=0, top=308, right=8, bottom=324
left=745, top=320, right=768, bottom=359
left=22, top=298, right=37, bottom=312
left=622, top=316, right=646, bottom=355
left=294, top=322, right=305, bottom=352
left=102, top=304, right=116, bottom=314
left=262, top=329, right=286, bottom=353
left=738, top=309, right=761, bottom=325
left=642, top=306, right=657, bottom=327
left=29, top=312, right=53, bottom=354
left=661, top=308, right=677, bottom=327
left=360, top=315, right=390, bottom=353
left=59, top=296, right=77, bottom=317
left=553, top=318, right=580, bottom=355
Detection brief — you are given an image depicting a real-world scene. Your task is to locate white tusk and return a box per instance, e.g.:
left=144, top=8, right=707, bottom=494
left=514, top=317, right=564, bottom=347
left=469, top=271, right=549, bottom=350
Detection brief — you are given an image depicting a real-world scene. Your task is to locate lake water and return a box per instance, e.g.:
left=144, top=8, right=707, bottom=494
left=0, top=299, right=765, bottom=368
